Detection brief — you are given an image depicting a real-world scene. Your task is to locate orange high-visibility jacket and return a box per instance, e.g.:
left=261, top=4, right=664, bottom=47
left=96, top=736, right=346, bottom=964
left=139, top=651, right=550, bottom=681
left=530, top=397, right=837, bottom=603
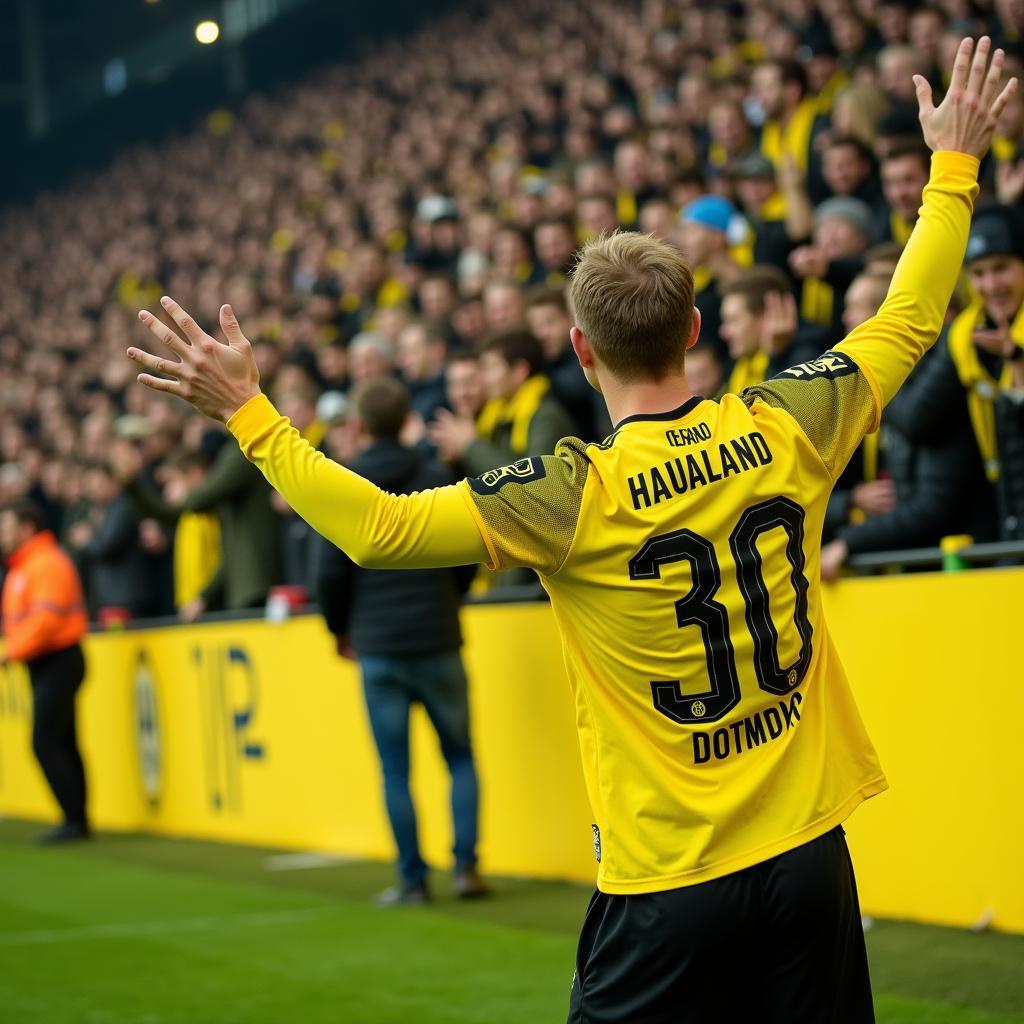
left=2, top=531, right=88, bottom=663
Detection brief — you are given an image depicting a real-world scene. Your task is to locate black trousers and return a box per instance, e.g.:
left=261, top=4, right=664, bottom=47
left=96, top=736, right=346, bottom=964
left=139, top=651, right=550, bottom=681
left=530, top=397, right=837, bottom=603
left=568, top=826, right=874, bottom=1024
left=28, top=644, right=88, bottom=826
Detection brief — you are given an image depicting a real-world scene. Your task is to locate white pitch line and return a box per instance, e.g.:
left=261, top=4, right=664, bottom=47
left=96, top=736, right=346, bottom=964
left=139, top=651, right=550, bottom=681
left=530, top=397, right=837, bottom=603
left=0, top=906, right=330, bottom=947
left=263, top=852, right=354, bottom=871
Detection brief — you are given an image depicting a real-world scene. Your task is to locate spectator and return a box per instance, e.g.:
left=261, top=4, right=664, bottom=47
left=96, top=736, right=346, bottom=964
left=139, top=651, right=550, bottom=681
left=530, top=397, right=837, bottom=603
left=885, top=205, right=1024, bottom=544
left=576, top=193, right=620, bottom=240
left=119, top=427, right=283, bottom=620
left=719, top=266, right=823, bottom=394
left=789, top=196, right=873, bottom=338
left=821, top=135, right=881, bottom=204
left=683, top=340, right=726, bottom=400
left=732, top=152, right=814, bottom=269
left=877, top=44, right=929, bottom=104
left=706, top=100, right=756, bottom=176
left=525, top=288, right=602, bottom=440
left=1, top=500, right=89, bottom=843
left=752, top=59, right=822, bottom=177
left=68, top=463, right=162, bottom=619
left=677, top=195, right=745, bottom=355
left=272, top=383, right=327, bottom=594
left=481, top=279, right=526, bottom=332
left=316, top=377, right=487, bottom=905
left=396, top=319, right=449, bottom=425
left=111, top=442, right=222, bottom=613
left=533, top=217, right=579, bottom=287
left=443, top=351, right=486, bottom=425
left=430, top=329, right=575, bottom=480
left=875, top=141, right=931, bottom=244
left=348, top=332, right=396, bottom=385
left=613, top=139, right=658, bottom=228
left=637, top=197, right=676, bottom=241
left=418, top=275, right=459, bottom=322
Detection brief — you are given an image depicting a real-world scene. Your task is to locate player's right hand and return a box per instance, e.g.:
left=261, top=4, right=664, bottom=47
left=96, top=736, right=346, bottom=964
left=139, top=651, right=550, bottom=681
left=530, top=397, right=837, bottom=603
left=915, top=37, right=1018, bottom=160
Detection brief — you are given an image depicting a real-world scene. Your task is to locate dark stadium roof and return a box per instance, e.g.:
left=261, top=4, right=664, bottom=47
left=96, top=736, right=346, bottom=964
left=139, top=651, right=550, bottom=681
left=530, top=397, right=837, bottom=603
left=0, top=0, right=216, bottom=97
left=1, top=0, right=455, bottom=201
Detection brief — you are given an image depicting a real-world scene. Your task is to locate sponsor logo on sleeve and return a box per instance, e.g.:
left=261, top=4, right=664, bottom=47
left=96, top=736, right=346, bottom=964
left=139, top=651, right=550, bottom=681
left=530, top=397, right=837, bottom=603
left=469, top=457, right=546, bottom=494
left=774, top=351, right=858, bottom=381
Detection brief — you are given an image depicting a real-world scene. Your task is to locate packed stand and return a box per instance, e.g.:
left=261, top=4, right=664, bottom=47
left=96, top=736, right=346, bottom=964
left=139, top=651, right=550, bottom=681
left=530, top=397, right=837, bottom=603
left=2, top=0, right=1024, bottom=621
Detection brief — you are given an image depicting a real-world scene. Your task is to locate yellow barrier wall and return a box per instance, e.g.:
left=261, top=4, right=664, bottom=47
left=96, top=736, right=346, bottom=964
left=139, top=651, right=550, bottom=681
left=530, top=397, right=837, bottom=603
left=1, top=569, right=1021, bottom=933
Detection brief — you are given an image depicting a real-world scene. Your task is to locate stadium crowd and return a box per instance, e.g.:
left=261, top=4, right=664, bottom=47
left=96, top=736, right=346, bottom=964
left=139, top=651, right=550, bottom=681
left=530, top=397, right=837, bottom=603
left=3, top=0, right=1024, bottom=622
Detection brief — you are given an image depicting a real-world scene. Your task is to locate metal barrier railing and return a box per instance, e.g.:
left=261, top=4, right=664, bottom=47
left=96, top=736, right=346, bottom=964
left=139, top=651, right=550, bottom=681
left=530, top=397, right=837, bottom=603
left=94, top=540, right=1024, bottom=632
left=847, top=539, right=1024, bottom=572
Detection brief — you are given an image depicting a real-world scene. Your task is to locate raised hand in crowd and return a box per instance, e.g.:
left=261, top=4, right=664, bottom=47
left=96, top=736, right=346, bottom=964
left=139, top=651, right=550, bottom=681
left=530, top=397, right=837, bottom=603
left=788, top=245, right=828, bottom=280
left=759, top=291, right=798, bottom=355
left=427, top=408, right=478, bottom=462
left=995, top=160, right=1024, bottom=205
left=973, top=316, right=1024, bottom=388
left=851, top=479, right=897, bottom=517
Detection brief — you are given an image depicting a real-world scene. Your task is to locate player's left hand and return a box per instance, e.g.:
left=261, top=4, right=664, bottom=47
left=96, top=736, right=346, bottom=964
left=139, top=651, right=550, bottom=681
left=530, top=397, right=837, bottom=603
left=128, top=298, right=261, bottom=423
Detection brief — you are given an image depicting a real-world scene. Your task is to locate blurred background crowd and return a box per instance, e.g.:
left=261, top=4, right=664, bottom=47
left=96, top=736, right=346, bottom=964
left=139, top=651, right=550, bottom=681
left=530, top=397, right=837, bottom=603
left=3, top=0, right=1024, bottom=623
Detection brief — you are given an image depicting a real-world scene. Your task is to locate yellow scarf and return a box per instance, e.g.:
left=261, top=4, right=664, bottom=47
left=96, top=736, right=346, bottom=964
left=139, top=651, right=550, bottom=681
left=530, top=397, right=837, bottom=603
left=947, top=301, right=1024, bottom=482
left=174, top=512, right=221, bottom=608
left=992, top=135, right=1018, bottom=164
left=815, top=70, right=850, bottom=116
left=847, top=430, right=880, bottom=525
left=475, top=374, right=551, bottom=454
left=890, top=212, right=914, bottom=246
left=800, top=277, right=834, bottom=328
left=302, top=419, right=327, bottom=450
left=726, top=350, right=769, bottom=394
left=617, top=190, right=638, bottom=228
left=760, top=191, right=787, bottom=222
left=760, top=97, right=818, bottom=173
left=692, top=265, right=713, bottom=295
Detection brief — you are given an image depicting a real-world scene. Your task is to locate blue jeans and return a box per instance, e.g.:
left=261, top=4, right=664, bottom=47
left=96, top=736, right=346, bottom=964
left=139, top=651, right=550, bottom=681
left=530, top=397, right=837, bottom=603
left=359, top=651, right=480, bottom=887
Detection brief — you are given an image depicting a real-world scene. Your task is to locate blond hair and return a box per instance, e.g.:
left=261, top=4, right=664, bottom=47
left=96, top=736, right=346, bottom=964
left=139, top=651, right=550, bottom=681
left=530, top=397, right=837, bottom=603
left=569, top=231, right=695, bottom=383
left=831, top=83, right=891, bottom=147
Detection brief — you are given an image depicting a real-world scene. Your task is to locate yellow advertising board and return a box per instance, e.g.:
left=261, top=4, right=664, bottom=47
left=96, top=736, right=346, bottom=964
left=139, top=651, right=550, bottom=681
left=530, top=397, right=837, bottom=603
left=1, top=568, right=1021, bottom=933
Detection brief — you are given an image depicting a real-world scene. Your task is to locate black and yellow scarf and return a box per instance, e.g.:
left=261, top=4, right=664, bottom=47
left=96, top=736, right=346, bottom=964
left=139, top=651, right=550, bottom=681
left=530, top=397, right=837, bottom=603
left=476, top=375, right=551, bottom=454
left=947, top=301, right=1024, bottom=482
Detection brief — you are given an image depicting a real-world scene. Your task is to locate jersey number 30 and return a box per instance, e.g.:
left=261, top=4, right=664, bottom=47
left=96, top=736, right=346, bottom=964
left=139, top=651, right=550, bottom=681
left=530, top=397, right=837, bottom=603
left=628, top=497, right=812, bottom=725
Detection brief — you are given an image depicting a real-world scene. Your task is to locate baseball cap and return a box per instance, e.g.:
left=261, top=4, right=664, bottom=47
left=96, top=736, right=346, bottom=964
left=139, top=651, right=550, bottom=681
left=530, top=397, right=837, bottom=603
left=682, top=195, right=739, bottom=234
left=734, top=153, right=776, bottom=181
left=317, top=391, right=351, bottom=425
left=417, top=195, right=459, bottom=223
left=965, top=205, right=1024, bottom=264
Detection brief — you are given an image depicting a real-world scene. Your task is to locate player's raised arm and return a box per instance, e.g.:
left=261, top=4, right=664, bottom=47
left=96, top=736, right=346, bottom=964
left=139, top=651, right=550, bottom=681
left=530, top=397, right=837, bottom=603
left=127, top=299, right=489, bottom=569
left=837, top=36, right=1017, bottom=413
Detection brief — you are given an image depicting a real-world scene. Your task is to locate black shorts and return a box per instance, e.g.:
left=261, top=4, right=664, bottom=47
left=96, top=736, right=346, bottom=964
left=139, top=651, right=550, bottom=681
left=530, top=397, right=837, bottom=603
left=568, top=826, right=873, bottom=1024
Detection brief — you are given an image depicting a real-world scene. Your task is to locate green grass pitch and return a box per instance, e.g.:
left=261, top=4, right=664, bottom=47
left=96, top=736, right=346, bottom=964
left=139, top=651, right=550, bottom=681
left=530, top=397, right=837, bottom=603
left=0, top=820, right=1021, bottom=1023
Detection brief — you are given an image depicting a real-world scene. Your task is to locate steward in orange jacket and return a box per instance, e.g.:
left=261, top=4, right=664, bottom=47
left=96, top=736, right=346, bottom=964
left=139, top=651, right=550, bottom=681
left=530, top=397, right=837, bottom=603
left=1, top=502, right=90, bottom=842
left=2, top=530, right=87, bottom=662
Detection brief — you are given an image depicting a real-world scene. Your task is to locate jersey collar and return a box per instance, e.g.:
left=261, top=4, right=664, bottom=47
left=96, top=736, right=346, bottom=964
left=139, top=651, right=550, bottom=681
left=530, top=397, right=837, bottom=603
left=613, top=396, right=705, bottom=429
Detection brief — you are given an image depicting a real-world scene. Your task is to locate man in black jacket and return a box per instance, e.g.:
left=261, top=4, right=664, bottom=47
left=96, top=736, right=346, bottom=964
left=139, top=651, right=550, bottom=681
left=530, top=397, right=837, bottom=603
left=881, top=205, right=1024, bottom=545
left=821, top=268, right=998, bottom=578
left=316, top=377, right=488, bottom=905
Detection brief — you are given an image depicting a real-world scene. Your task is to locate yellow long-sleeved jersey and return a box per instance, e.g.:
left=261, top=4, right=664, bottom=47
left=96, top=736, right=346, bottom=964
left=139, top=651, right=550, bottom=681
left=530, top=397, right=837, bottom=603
left=228, top=152, right=979, bottom=893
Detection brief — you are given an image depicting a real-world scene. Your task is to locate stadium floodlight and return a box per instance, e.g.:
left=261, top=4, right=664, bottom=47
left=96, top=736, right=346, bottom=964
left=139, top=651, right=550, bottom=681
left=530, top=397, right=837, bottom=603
left=195, top=20, right=220, bottom=44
